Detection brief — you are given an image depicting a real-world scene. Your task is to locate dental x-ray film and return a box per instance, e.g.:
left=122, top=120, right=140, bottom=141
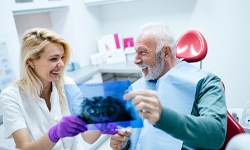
left=64, top=80, right=143, bottom=130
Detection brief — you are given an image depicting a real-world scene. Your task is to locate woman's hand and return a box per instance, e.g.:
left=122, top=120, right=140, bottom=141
left=48, top=116, right=87, bottom=142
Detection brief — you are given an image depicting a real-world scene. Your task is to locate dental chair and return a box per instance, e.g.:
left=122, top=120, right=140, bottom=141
left=176, top=30, right=245, bottom=150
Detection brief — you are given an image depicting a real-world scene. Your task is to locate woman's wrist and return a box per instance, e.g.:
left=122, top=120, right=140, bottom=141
left=48, top=126, right=60, bottom=143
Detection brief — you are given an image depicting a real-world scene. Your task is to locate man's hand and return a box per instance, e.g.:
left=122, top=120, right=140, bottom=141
left=123, top=90, right=162, bottom=124
left=110, top=128, right=132, bottom=150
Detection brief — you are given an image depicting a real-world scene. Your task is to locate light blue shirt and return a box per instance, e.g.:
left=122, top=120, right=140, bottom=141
left=130, top=61, right=208, bottom=150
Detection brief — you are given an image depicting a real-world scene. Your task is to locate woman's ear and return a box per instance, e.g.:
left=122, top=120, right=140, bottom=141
left=27, top=59, right=34, bottom=67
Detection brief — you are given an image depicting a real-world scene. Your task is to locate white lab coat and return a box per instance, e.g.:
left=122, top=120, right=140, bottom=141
left=0, top=77, right=84, bottom=150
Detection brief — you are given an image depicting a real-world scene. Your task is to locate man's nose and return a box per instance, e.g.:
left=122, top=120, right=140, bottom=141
left=134, top=53, right=142, bottom=65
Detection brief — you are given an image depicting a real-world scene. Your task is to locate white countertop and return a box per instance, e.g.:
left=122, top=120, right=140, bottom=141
left=66, top=65, right=99, bottom=84
left=98, top=62, right=141, bottom=74
left=66, top=62, right=141, bottom=84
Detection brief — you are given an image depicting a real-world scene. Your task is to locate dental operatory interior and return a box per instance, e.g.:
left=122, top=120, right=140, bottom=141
left=0, top=0, right=250, bottom=149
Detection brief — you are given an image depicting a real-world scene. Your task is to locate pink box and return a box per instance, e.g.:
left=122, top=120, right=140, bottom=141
left=123, top=37, right=134, bottom=49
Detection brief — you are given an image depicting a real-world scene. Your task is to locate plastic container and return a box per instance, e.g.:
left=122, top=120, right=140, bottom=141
left=241, top=101, right=250, bottom=128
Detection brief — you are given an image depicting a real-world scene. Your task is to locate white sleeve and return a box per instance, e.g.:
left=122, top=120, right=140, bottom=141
left=0, top=86, right=27, bottom=139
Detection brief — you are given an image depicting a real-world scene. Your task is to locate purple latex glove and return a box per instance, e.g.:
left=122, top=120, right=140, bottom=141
left=48, top=116, right=87, bottom=143
left=95, top=122, right=118, bottom=135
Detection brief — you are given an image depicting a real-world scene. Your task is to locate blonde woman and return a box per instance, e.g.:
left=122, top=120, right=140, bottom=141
left=0, top=28, right=106, bottom=149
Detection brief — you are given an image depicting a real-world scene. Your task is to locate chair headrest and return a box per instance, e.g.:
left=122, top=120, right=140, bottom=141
left=176, top=30, right=208, bottom=63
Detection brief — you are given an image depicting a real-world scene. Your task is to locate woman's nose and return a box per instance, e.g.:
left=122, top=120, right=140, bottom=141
left=58, top=59, right=64, bottom=67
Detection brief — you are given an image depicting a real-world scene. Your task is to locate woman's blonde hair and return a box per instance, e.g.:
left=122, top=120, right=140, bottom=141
left=16, top=27, right=71, bottom=108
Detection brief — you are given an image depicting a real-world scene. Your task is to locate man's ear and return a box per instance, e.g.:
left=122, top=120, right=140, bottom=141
left=163, top=46, right=171, bottom=58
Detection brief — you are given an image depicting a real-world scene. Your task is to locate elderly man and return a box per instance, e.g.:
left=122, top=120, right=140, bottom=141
left=109, top=22, right=227, bottom=150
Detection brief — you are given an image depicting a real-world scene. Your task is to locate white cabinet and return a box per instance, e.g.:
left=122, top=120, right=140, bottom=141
left=84, top=0, right=138, bottom=6
left=12, top=0, right=69, bottom=15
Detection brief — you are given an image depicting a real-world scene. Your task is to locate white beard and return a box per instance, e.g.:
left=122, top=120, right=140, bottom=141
left=144, top=53, right=165, bottom=80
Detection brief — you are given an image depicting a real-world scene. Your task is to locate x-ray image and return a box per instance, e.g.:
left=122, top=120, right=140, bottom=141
left=64, top=80, right=143, bottom=130
left=79, top=96, right=135, bottom=124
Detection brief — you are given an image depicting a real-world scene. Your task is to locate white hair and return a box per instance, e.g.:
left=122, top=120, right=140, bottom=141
left=139, top=22, right=176, bottom=55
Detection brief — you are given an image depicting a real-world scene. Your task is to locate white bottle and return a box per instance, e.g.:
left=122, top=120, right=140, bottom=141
left=241, top=101, right=250, bottom=128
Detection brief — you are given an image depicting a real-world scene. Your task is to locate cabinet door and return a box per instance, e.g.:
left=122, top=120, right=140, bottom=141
left=12, top=0, right=69, bottom=15
left=15, top=0, right=33, bottom=3
left=84, top=0, right=137, bottom=6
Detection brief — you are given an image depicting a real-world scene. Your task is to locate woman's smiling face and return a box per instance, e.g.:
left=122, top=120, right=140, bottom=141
left=31, top=42, right=65, bottom=85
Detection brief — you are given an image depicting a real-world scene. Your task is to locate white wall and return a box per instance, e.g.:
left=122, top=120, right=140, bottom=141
left=1, top=0, right=250, bottom=108
left=15, top=13, right=53, bottom=42
left=91, top=0, right=250, bottom=108
left=50, top=0, right=103, bottom=67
